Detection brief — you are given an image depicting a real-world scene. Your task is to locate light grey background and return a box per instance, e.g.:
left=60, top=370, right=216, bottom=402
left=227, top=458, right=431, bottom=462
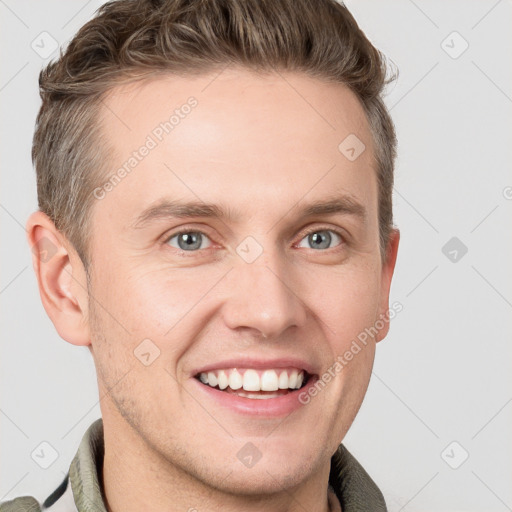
left=1, top=1, right=511, bottom=510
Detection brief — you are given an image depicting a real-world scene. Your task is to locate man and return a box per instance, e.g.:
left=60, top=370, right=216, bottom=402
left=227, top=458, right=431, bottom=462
left=1, top=0, right=399, bottom=510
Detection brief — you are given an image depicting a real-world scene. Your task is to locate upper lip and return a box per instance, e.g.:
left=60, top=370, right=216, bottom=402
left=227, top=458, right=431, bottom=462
left=191, top=357, right=318, bottom=377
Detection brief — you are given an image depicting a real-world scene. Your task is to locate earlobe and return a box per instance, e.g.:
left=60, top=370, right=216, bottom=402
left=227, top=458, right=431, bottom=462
left=375, top=228, right=400, bottom=343
left=26, top=211, right=91, bottom=347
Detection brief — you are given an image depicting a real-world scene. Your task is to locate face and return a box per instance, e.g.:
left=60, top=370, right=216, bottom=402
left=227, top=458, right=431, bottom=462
left=80, top=68, right=398, bottom=493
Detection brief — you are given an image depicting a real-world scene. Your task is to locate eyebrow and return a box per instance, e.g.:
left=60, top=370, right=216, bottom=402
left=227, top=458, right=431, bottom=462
left=130, top=195, right=367, bottom=230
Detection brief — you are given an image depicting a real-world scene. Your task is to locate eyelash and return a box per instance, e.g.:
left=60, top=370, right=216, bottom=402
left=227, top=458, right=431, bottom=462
left=162, top=225, right=346, bottom=257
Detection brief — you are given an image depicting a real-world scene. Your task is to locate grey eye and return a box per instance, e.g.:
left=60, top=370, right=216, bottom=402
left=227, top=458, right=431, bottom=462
left=297, top=230, right=342, bottom=250
left=167, top=231, right=211, bottom=251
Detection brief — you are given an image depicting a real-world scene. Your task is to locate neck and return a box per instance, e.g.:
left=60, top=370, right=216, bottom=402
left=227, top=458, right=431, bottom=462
left=101, top=413, right=337, bottom=512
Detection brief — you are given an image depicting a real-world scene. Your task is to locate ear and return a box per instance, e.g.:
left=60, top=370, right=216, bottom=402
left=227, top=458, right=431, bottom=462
left=375, top=228, right=400, bottom=343
left=26, top=210, right=91, bottom=347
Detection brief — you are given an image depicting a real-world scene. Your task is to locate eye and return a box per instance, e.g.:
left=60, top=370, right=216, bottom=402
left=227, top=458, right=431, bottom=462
left=163, top=226, right=345, bottom=255
left=296, top=228, right=344, bottom=251
left=165, top=230, right=212, bottom=252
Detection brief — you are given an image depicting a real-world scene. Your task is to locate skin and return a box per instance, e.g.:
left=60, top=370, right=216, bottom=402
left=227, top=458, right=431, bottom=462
left=27, top=67, right=399, bottom=512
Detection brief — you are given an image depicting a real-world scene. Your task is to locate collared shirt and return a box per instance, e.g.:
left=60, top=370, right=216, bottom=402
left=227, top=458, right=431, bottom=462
left=0, top=418, right=387, bottom=512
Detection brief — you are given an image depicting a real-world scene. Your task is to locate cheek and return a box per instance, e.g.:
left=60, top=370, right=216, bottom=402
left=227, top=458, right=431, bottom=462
left=93, top=259, right=173, bottom=323
left=305, top=263, right=382, bottom=350
left=99, top=263, right=228, bottom=337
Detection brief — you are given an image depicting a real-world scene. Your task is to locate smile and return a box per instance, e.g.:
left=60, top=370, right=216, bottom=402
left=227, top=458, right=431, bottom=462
left=193, top=367, right=316, bottom=416
left=195, top=367, right=309, bottom=397
left=190, top=355, right=321, bottom=419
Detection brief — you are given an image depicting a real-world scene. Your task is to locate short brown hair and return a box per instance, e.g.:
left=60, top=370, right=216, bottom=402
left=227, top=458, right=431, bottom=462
left=32, top=0, right=397, bottom=270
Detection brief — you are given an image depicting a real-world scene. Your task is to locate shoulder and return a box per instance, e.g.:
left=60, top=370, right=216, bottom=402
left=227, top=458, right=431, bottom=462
left=0, top=473, right=69, bottom=512
left=0, top=496, right=41, bottom=512
left=0, top=472, right=73, bottom=512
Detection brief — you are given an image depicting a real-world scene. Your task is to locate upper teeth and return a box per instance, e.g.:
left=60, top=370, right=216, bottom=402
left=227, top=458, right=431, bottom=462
left=198, top=368, right=305, bottom=391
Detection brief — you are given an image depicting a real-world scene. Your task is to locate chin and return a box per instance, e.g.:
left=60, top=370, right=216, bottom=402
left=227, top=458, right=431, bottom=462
left=212, top=458, right=316, bottom=496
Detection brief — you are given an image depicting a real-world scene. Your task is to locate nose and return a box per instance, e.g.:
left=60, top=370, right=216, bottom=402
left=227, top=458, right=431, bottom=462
left=221, top=243, right=308, bottom=340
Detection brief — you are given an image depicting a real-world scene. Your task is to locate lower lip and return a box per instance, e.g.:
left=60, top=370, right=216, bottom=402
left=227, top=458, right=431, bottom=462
left=191, top=375, right=318, bottom=417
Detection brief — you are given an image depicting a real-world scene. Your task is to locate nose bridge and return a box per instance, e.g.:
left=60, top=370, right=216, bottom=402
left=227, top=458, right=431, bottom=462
left=222, top=238, right=307, bottom=338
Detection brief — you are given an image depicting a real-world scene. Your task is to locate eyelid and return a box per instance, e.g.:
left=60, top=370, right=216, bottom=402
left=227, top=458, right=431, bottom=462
left=162, top=224, right=215, bottom=243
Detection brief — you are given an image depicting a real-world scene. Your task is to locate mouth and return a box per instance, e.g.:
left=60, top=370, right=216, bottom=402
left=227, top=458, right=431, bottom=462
left=193, top=367, right=313, bottom=400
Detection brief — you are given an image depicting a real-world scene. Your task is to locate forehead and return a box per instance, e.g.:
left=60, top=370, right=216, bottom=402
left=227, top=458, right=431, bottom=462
left=94, top=68, right=377, bottom=229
